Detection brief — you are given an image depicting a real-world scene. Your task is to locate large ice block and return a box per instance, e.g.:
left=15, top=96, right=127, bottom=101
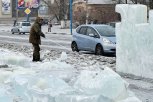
left=118, top=97, right=142, bottom=102
left=74, top=68, right=128, bottom=101
left=116, top=4, right=153, bottom=79
left=0, top=87, right=13, bottom=102
left=38, top=60, right=76, bottom=82
left=0, top=71, right=13, bottom=84
left=13, top=75, right=32, bottom=102
left=55, top=94, right=114, bottom=102
left=27, top=76, right=74, bottom=102
left=0, top=49, right=30, bottom=67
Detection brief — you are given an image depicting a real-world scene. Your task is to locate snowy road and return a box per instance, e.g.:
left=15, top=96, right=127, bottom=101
left=0, top=31, right=72, bottom=51
left=0, top=30, right=153, bottom=102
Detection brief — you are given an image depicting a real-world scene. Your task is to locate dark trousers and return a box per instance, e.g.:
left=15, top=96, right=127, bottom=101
left=48, top=27, right=51, bottom=32
left=32, top=43, right=40, bottom=61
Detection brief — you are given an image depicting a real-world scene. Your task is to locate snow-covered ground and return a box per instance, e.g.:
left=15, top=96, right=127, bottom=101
left=0, top=43, right=116, bottom=70
left=0, top=48, right=141, bottom=102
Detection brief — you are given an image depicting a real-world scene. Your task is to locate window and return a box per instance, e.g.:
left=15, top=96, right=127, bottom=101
left=22, top=23, right=31, bottom=26
left=86, top=27, right=99, bottom=37
left=78, top=27, right=87, bottom=35
left=95, top=26, right=115, bottom=37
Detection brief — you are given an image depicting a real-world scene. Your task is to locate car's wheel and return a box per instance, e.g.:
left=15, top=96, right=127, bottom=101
left=71, top=42, right=79, bottom=52
left=23, top=32, right=25, bottom=34
left=11, top=30, right=14, bottom=34
left=18, top=29, right=21, bottom=34
left=95, top=44, right=104, bottom=55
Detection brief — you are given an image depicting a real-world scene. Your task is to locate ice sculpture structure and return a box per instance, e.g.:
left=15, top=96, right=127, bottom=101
left=116, top=4, right=153, bottom=79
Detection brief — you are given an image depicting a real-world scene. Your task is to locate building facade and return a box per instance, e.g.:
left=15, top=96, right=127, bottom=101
left=0, top=0, right=38, bottom=19
left=0, top=0, right=12, bottom=18
left=12, top=0, right=38, bottom=18
left=73, top=0, right=120, bottom=24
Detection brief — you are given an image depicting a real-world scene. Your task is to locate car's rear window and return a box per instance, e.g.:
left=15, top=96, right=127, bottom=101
left=22, top=23, right=31, bottom=26
left=95, top=25, right=115, bottom=37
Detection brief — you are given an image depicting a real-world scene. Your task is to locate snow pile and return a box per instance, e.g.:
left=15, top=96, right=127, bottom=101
left=13, top=68, right=36, bottom=75
left=0, top=71, right=13, bottom=84
left=0, top=49, right=30, bottom=67
left=55, top=68, right=141, bottom=102
left=59, top=52, right=67, bottom=61
left=38, top=60, right=76, bottom=81
left=33, top=52, right=76, bottom=81
left=11, top=75, right=74, bottom=102
left=39, top=60, right=72, bottom=71
left=55, top=94, right=113, bottom=102
left=0, top=49, right=141, bottom=102
left=28, top=76, right=74, bottom=95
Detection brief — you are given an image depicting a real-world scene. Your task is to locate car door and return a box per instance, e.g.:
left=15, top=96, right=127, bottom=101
left=76, top=26, right=88, bottom=50
left=86, top=27, right=100, bottom=51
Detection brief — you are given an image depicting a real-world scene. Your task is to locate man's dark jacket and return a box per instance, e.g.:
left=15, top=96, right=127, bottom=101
left=29, top=17, right=44, bottom=44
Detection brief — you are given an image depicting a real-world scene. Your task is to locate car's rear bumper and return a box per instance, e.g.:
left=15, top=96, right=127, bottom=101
left=19, top=30, right=30, bottom=33
left=19, top=28, right=30, bottom=33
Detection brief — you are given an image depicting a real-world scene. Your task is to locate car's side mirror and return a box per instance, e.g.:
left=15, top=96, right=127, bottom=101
left=89, top=33, right=95, bottom=37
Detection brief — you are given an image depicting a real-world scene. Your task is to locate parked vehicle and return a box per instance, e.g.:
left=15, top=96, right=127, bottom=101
left=71, top=24, right=116, bottom=55
left=11, top=21, right=31, bottom=34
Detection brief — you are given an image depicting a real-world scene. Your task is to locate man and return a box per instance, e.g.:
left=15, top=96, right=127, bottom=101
left=48, top=20, right=52, bottom=32
left=13, top=19, right=17, bottom=26
left=29, top=17, right=45, bottom=62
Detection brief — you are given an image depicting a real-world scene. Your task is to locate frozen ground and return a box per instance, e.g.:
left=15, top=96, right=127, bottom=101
left=0, top=43, right=153, bottom=102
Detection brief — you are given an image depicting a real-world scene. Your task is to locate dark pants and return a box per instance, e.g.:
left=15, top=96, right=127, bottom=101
left=48, top=27, right=51, bottom=32
left=32, top=43, right=40, bottom=61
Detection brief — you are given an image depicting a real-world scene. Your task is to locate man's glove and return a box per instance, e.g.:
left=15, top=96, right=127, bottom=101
left=41, top=33, right=45, bottom=38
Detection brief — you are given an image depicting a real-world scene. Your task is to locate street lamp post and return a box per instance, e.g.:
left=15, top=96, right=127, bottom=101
left=86, top=0, right=88, bottom=24
left=69, top=0, right=72, bottom=35
left=16, top=0, right=18, bottom=22
left=16, top=9, right=19, bottom=22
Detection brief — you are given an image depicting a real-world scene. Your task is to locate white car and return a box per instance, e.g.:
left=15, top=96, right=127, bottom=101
left=11, top=21, right=31, bottom=34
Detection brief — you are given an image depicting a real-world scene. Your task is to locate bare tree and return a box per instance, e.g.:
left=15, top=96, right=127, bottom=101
left=149, top=0, right=153, bottom=9
left=41, top=0, right=59, bottom=20
left=41, top=0, right=69, bottom=21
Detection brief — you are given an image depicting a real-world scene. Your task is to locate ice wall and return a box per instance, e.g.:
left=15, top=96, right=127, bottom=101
left=116, top=4, right=153, bottom=79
